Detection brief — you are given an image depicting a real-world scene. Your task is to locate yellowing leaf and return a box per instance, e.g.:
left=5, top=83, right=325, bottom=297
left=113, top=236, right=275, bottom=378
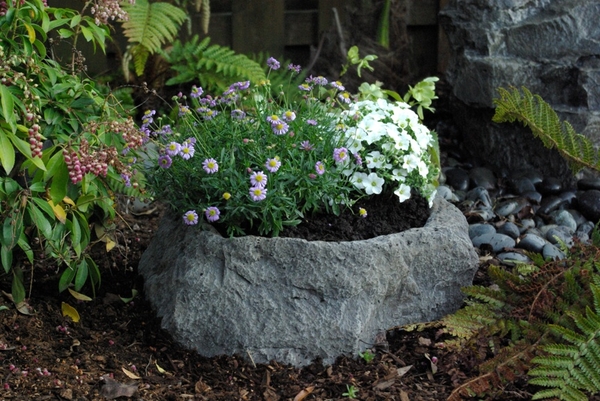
left=48, top=200, right=67, bottom=224
left=106, top=238, right=116, bottom=252
left=24, top=22, right=36, bottom=43
left=68, top=288, right=92, bottom=301
left=63, top=196, right=75, bottom=206
left=61, top=302, right=80, bottom=323
left=122, top=367, right=141, bottom=380
left=155, top=362, right=167, bottom=374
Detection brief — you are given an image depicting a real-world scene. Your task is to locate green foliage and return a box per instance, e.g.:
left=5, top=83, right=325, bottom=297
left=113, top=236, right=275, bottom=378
left=340, top=45, right=377, bottom=78
left=359, top=349, right=375, bottom=363
left=162, top=35, right=267, bottom=93
left=342, top=384, right=359, bottom=399
left=442, top=237, right=600, bottom=401
left=121, top=0, right=187, bottom=78
left=493, top=86, right=600, bottom=174
left=0, top=0, right=146, bottom=303
left=529, top=281, right=600, bottom=401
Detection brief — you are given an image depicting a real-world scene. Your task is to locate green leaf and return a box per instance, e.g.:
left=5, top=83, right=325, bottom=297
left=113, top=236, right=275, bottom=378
left=1, top=245, right=12, bottom=274
left=28, top=202, right=53, bottom=239
left=11, top=270, right=25, bottom=304
left=0, top=129, right=15, bottom=175
left=69, top=215, right=82, bottom=257
left=6, top=130, right=46, bottom=171
left=17, top=232, right=33, bottom=265
left=74, top=258, right=88, bottom=291
left=59, top=266, right=76, bottom=292
left=31, top=196, right=55, bottom=219
left=28, top=182, right=46, bottom=193
left=49, top=157, right=68, bottom=204
left=0, top=85, right=16, bottom=132
left=80, top=25, right=94, bottom=42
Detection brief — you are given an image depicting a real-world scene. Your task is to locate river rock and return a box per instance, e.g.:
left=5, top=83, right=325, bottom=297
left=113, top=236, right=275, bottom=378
left=578, top=190, right=600, bottom=223
left=471, top=233, right=515, bottom=253
left=138, top=198, right=478, bottom=367
left=517, top=233, right=547, bottom=253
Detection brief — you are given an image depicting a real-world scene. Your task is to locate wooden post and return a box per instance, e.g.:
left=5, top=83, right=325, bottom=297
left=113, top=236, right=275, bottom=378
left=437, top=0, right=451, bottom=73
left=232, top=0, right=285, bottom=57
left=318, top=0, right=345, bottom=35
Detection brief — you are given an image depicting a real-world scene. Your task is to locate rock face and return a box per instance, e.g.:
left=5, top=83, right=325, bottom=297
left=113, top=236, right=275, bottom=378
left=138, top=198, right=478, bottom=367
left=439, top=0, right=600, bottom=183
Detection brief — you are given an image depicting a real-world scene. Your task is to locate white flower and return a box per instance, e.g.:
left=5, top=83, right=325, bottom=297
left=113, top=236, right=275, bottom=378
left=402, top=153, right=420, bottom=172
left=411, top=122, right=433, bottom=150
left=357, top=117, right=385, bottom=144
left=417, top=159, right=429, bottom=177
left=391, top=168, right=407, bottom=182
left=350, top=172, right=369, bottom=189
left=364, top=173, right=385, bottom=195
left=366, top=151, right=385, bottom=168
left=394, top=184, right=412, bottom=203
left=346, top=137, right=364, bottom=154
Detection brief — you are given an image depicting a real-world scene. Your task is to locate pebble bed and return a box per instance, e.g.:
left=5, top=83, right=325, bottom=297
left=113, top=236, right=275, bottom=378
left=436, top=163, right=600, bottom=265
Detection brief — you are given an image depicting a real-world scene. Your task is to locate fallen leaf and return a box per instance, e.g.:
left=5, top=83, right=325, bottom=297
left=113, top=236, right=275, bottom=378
left=374, top=379, right=395, bottom=390
left=293, top=386, right=314, bottom=401
left=418, top=337, right=431, bottom=346
left=195, top=379, right=211, bottom=393
left=99, top=375, right=137, bottom=399
left=106, top=238, right=116, bottom=252
left=68, top=288, right=92, bottom=301
left=397, top=365, right=413, bottom=378
left=424, top=353, right=438, bottom=374
left=400, top=389, right=410, bottom=401
left=155, top=362, right=167, bottom=374
left=61, top=302, right=80, bottom=323
left=263, top=387, right=280, bottom=401
left=121, top=367, right=141, bottom=379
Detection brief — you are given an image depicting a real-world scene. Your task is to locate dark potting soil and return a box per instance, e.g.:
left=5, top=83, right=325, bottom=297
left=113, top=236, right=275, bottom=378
left=280, top=192, right=431, bottom=241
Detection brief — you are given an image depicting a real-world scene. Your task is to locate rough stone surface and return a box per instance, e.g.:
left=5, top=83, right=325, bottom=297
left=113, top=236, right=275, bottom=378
left=439, top=0, right=600, bottom=184
left=138, top=198, right=478, bottom=367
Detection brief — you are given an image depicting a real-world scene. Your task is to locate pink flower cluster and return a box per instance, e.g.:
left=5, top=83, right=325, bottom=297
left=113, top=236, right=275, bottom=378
left=28, top=124, right=43, bottom=158
left=90, top=0, right=134, bottom=25
left=63, top=140, right=116, bottom=184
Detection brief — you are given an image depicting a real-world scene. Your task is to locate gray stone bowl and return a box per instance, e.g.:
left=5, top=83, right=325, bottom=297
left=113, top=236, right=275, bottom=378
left=139, top=197, right=478, bottom=367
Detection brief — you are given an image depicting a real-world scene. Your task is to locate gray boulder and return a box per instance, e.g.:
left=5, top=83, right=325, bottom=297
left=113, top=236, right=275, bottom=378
left=439, top=0, right=600, bottom=184
left=138, top=198, right=478, bottom=367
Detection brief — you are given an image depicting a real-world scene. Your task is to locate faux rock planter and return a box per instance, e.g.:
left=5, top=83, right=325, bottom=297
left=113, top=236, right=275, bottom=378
left=139, top=197, right=478, bottom=367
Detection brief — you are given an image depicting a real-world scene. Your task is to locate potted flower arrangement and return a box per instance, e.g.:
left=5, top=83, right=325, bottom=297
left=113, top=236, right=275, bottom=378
left=142, top=57, right=440, bottom=238
left=137, top=57, right=478, bottom=367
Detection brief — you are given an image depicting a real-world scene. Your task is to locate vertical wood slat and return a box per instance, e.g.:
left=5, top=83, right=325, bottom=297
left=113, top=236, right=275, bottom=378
left=232, top=0, right=285, bottom=57
left=318, top=0, right=345, bottom=35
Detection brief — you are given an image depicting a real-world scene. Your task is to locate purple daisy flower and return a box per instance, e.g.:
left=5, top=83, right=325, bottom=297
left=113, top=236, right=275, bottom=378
left=190, top=85, right=203, bottom=98
left=231, top=109, right=247, bottom=120
left=315, top=161, right=325, bottom=175
left=165, top=142, right=181, bottom=156
left=183, top=210, right=198, bottom=225
left=338, top=92, right=352, bottom=104
left=354, top=153, right=363, bottom=166
left=249, top=186, right=267, bottom=202
left=333, top=147, right=349, bottom=163
left=233, top=81, right=250, bottom=90
left=267, top=57, right=281, bottom=70
left=330, top=81, right=345, bottom=91
left=266, top=114, right=281, bottom=124
left=287, top=63, right=301, bottom=73
left=300, top=140, right=313, bottom=151
left=271, top=121, right=289, bottom=135
left=158, top=155, right=172, bottom=169
left=179, top=142, right=195, bottom=160
left=283, top=110, right=296, bottom=121
left=265, top=158, right=281, bottom=173
left=250, top=171, right=268, bottom=187
left=298, top=83, right=312, bottom=91
left=202, top=158, right=219, bottom=174
left=306, top=119, right=317, bottom=126
left=205, top=206, right=220, bottom=222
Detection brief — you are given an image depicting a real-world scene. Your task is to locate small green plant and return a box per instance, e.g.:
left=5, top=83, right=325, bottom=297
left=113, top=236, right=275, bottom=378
left=342, top=384, right=359, bottom=399
left=340, top=45, right=377, bottom=78
left=359, top=349, right=375, bottom=363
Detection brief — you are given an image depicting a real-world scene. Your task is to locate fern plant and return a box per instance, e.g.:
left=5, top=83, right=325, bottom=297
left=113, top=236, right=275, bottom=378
left=492, top=86, right=600, bottom=174
left=442, top=236, right=600, bottom=400
left=121, top=0, right=188, bottom=79
left=529, top=281, right=600, bottom=401
left=161, top=35, right=267, bottom=93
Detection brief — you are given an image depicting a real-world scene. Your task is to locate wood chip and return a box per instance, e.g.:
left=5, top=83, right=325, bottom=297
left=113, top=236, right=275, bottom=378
left=293, top=386, right=314, bottom=401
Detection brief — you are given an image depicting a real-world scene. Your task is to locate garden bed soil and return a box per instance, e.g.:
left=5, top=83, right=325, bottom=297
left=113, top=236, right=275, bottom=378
left=0, top=196, right=555, bottom=401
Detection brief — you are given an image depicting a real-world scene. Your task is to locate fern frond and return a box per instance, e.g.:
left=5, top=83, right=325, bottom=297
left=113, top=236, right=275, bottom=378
left=528, top=283, right=600, bottom=399
left=493, top=86, right=600, bottom=174
left=163, top=36, right=266, bottom=92
left=121, top=0, right=187, bottom=76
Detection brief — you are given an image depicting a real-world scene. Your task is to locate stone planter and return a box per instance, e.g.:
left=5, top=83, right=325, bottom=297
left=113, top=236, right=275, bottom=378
left=138, top=197, right=478, bottom=367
